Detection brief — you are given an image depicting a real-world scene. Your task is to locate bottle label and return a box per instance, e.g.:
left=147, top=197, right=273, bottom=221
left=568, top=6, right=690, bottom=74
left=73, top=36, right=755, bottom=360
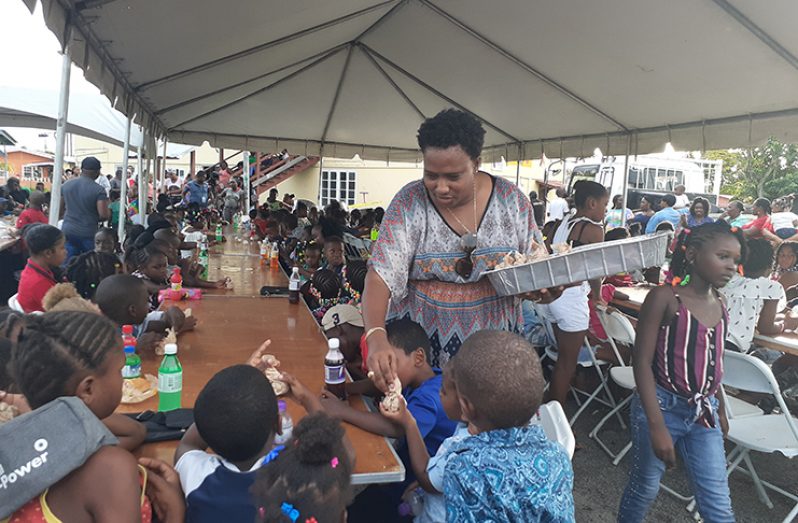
left=122, top=364, right=141, bottom=379
left=325, top=364, right=345, bottom=384
left=289, top=280, right=300, bottom=291
left=159, top=371, right=183, bottom=393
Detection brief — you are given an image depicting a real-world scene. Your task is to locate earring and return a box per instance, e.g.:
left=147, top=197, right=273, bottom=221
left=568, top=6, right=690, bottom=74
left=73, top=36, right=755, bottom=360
left=679, top=274, right=691, bottom=286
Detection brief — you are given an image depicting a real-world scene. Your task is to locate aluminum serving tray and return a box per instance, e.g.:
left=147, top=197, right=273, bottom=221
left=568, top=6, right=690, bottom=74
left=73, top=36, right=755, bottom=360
left=483, top=232, right=670, bottom=296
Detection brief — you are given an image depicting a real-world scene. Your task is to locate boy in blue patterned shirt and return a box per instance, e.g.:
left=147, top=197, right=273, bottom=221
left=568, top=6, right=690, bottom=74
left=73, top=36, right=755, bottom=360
left=444, top=330, right=575, bottom=523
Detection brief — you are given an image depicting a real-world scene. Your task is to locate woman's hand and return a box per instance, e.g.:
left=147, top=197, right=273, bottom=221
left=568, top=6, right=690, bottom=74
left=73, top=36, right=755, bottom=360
left=719, top=409, right=729, bottom=439
left=650, top=425, right=676, bottom=469
left=520, top=286, right=566, bottom=303
left=365, top=334, right=398, bottom=393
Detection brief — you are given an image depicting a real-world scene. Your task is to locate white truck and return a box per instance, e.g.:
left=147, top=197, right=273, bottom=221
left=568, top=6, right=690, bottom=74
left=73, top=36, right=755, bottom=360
left=565, top=155, right=723, bottom=210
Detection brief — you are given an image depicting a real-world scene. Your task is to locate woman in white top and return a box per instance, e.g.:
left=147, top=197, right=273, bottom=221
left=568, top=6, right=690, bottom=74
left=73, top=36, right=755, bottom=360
left=770, top=198, right=798, bottom=240
left=721, top=238, right=795, bottom=353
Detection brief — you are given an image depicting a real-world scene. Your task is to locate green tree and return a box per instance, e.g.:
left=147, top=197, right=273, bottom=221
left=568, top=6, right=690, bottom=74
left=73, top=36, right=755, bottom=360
left=706, top=138, right=798, bottom=200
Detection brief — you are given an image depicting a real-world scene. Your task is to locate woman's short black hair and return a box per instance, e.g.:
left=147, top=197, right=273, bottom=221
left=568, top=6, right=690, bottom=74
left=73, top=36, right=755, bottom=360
left=754, top=197, right=771, bottom=214
left=743, top=238, right=774, bottom=276
left=417, top=109, right=485, bottom=161
left=572, top=180, right=608, bottom=208
left=690, top=197, right=710, bottom=216
left=24, top=224, right=63, bottom=255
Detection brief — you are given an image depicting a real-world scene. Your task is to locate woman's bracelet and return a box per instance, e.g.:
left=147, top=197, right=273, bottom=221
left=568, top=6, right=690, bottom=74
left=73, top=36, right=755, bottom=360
left=365, top=327, right=387, bottom=341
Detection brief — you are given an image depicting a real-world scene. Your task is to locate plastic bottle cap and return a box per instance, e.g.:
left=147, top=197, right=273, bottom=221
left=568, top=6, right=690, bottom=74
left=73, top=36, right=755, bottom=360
left=124, top=345, right=135, bottom=354
left=291, top=267, right=299, bottom=274
left=164, top=343, right=178, bottom=355
left=278, top=400, right=287, bottom=411
left=122, top=325, right=133, bottom=335
left=328, top=338, right=340, bottom=350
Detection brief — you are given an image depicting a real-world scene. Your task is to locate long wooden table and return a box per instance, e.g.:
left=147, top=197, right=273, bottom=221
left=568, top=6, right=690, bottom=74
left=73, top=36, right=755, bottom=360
left=611, top=284, right=798, bottom=357
left=118, top=239, right=404, bottom=485
left=202, top=253, right=288, bottom=297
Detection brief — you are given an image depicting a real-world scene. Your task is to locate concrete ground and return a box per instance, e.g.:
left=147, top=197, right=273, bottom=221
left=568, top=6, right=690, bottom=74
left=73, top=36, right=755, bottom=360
left=568, top=399, right=797, bottom=522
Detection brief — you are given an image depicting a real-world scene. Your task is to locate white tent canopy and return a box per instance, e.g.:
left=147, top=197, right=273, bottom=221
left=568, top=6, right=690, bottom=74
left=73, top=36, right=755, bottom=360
left=0, top=86, right=197, bottom=158
left=21, top=0, right=798, bottom=162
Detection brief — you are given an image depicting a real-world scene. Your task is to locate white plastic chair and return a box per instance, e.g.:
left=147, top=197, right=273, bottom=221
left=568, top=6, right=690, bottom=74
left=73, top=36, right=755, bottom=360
left=717, top=351, right=798, bottom=522
left=530, top=400, right=576, bottom=459
left=534, top=303, right=621, bottom=426
left=7, top=293, right=23, bottom=313
left=588, top=305, right=636, bottom=463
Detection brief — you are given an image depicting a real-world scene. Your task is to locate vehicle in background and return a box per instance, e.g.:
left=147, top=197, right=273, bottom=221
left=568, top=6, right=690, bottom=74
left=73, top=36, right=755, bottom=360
left=565, top=155, right=723, bottom=210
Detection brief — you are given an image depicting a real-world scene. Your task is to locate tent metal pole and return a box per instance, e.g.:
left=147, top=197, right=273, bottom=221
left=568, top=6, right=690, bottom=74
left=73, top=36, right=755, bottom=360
left=515, top=143, right=522, bottom=187
left=242, top=150, right=250, bottom=214
left=49, top=49, right=72, bottom=225
left=118, top=114, right=132, bottom=241
left=621, top=134, right=632, bottom=227
left=139, top=127, right=148, bottom=225
left=318, top=147, right=325, bottom=205
left=161, top=138, right=168, bottom=193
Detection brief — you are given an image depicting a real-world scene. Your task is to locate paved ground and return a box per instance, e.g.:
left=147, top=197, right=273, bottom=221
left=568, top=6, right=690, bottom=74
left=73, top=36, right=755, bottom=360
left=568, top=397, right=797, bottom=522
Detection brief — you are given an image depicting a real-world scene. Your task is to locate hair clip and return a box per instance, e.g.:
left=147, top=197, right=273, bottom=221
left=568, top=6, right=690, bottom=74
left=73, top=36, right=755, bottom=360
left=680, top=274, right=691, bottom=287
left=281, top=502, right=300, bottom=522
left=683, top=228, right=691, bottom=235
left=90, top=283, right=96, bottom=288
left=671, top=276, right=682, bottom=287
left=730, top=226, right=739, bottom=233
left=681, top=245, right=687, bottom=251
left=258, top=507, right=266, bottom=519
left=305, top=518, right=318, bottom=523
left=738, top=265, right=745, bottom=276
left=331, top=457, right=339, bottom=468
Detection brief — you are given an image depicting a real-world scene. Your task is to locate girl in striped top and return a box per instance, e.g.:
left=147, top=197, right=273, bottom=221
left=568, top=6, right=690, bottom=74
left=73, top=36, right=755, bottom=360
left=619, top=222, right=746, bottom=523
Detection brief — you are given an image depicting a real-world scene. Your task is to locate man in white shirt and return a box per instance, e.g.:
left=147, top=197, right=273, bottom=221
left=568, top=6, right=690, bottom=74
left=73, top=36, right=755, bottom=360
left=673, top=185, right=690, bottom=209
left=547, top=188, right=569, bottom=222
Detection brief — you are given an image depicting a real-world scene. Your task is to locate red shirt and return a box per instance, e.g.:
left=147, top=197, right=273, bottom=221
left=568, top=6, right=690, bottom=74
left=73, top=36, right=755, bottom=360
left=17, top=260, right=59, bottom=313
left=742, top=215, right=774, bottom=233
left=16, top=208, right=48, bottom=229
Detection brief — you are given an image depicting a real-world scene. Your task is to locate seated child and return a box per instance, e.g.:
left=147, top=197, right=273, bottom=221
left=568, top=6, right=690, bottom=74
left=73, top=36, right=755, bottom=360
left=94, top=274, right=193, bottom=352
left=380, top=360, right=470, bottom=523
left=129, top=244, right=170, bottom=310
left=0, top=311, right=178, bottom=522
left=17, top=224, right=66, bottom=313
left=445, top=330, right=574, bottom=522
left=66, top=250, right=123, bottom=300
left=181, top=216, right=208, bottom=259
left=321, top=304, right=367, bottom=381
left=15, top=190, right=48, bottom=229
left=322, top=236, right=346, bottom=276
left=342, top=259, right=367, bottom=307
left=150, top=230, right=226, bottom=290
left=298, top=241, right=322, bottom=283
left=326, top=319, right=457, bottom=522
left=175, top=346, right=327, bottom=523
left=94, top=227, right=119, bottom=256
left=306, top=268, right=345, bottom=321
left=251, top=412, right=353, bottom=523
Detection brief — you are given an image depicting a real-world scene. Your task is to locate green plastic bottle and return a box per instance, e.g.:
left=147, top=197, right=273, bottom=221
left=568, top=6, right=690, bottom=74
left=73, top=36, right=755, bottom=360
left=215, top=224, right=223, bottom=242
left=198, top=239, right=209, bottom=280
left=158, top=343, right=182, bottom=412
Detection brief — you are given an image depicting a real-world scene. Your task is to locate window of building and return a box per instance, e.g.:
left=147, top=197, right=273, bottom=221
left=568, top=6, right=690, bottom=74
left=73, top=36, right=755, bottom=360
left=23, top=166, right=34, bottom=179
left=320, top=170, right=357, bottom=206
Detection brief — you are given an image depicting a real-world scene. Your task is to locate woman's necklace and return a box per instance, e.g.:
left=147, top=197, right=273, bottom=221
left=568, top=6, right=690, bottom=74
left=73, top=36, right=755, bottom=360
left=445, top=176, right=478, bottom=247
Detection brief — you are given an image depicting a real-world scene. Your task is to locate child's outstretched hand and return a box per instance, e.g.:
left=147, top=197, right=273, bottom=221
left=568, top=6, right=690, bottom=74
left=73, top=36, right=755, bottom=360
left=212, top=278, right=227, bottom=289
left=179, top=315, right=198, bottom=333
left=138, top=457, right=186, bottom=523
left=137, top=332, right=165, bottom=353
left=319, top=390, right=350, bottom=418
left=379, top=393, right=413, bottom=428
left=246, top=340, right=277, bottom=372
left=280, top=371, right=323, bottom=414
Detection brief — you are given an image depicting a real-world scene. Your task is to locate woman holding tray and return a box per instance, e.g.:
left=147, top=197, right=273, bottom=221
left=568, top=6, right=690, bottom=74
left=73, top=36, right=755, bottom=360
left=362, top=109, right=548, bottom=391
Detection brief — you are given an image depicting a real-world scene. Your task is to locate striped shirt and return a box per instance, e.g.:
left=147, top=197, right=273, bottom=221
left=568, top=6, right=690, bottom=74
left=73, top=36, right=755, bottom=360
left=653, top=289, right=727, bottom=427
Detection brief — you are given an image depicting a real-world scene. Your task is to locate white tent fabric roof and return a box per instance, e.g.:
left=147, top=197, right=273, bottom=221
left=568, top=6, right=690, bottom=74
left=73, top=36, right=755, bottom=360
left=22, top=0, right=798, bottom=161
left=0, top=86, right=197, bottom=157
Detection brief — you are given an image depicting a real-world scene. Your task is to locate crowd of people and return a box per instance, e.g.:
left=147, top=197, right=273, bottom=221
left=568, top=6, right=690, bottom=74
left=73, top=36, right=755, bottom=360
left=0, top=108, right=797, bottom=523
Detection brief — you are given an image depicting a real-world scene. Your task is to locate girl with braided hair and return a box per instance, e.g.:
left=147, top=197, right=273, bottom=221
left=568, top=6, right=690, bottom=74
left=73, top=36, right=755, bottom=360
left=0, top=311, right=185, bottom=522
left=252, top=412, right=353, bottom=523
left=17, top=224, right=67, bottom=313
left=619, top=222, right=745, bottom=522
left=66, top=250, right=123, bottom=300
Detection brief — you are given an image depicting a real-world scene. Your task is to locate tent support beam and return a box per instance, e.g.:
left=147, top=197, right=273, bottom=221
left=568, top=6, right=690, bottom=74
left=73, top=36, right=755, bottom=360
left=419, top=0, right=628, bottom=132
left=710, top=0, right=798, bottom=72
left=354, top=0, right=406, bottom=42
left=75, top=0, right=120, bottom=11
left=169, top=47, right=346, bottom=130
left=621, top=133, right=631, bottom=226
left=136, top=0, right=397, bottom=91
left=138, top=127, right=148, bottom=225
left=49, top=49, right=72, bottom=225
left=321, top=45, right=355, bottom=143
left=157, top=43, right=351, bottom=115
left=360, top=43, right=520, bottom=142
left=360, top=47, right=425, bottom=120
left=118, top=113, right=132, bottom=241
left=242, top=150, right=250, bottom=213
